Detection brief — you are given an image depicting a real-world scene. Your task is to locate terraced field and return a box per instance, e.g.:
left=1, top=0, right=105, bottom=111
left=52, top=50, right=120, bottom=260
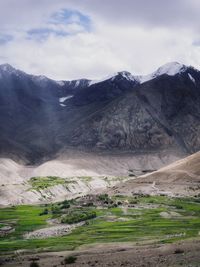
left=0, top=196, right=200, bottom=254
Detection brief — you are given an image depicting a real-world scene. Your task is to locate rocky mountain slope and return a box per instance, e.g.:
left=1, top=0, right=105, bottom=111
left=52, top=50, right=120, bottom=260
left=0, top=62, right=200, bottom=164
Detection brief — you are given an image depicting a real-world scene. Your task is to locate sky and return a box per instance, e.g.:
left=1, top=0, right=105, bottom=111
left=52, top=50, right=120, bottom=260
left=0, top=0, right=200, bottom=80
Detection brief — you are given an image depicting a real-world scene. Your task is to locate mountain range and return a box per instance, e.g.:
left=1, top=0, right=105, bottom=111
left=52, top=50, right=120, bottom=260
left=0, top=62, right=200, bottom=164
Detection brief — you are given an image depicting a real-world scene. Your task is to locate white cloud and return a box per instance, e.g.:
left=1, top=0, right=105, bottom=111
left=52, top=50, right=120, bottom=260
left=0, top=0, right=200, bottom=80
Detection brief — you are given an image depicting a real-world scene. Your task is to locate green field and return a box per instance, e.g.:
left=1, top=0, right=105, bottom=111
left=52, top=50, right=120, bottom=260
left=28, top=176, right=77, bottom=191
left=0, top=196, right=200, bottom=254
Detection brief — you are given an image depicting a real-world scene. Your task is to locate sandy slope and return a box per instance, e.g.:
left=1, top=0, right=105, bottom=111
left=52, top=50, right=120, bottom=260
left=110, top=151, right=200, bottom=197
left=0, top=149, right=181, bottom=206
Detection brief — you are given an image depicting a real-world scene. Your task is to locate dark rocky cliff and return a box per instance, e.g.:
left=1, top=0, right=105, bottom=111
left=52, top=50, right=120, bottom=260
left=0, top=63, right=199, bottom=163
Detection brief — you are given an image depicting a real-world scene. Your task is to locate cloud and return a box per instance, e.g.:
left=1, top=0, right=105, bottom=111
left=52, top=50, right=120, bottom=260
left=73, top=0, right=200, bottom=31
left=0, top=0, right=200, bottom=80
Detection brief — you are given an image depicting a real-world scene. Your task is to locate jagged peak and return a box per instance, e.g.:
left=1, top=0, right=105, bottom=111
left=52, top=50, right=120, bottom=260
left=88, top=63, right=193, bottom=87
left=89, top=71, right=138, bottom=86
left=117, top=70, right=132, bottom=76
left=117, top=71, right=135, bottom=79
left=0, top=63, right=16, bottom=73
left=0, top=62, right=198, bottom=86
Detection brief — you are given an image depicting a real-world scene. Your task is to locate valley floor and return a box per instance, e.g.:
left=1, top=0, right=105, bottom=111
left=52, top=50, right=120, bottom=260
left=0, top=195, right=200, bottom=266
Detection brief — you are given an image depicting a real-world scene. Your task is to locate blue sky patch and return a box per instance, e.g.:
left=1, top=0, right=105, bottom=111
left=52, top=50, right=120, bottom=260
left=27, top=28, right=68, bottom=41
left=50, top=9, right=91, bottom=30
left=27, top=9, right=92, bottom=41
left=0, top=33, right=13, bottom=45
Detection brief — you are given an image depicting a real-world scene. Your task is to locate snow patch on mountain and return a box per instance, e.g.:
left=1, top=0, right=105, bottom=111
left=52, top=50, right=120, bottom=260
left=75, top=80, right=80, bottom=87
left=59, top=95, right=74, bottom=103
left=89, top=74, right=117, bottom=86
left=188, top=73, right=196, bottom=84
left=56, top=80, right=65, bottom=86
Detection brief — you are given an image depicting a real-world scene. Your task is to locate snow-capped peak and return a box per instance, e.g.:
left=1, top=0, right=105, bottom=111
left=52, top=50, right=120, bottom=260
left=138, top=62, right=187, bottom=83
left=117, top=71, right=136, bottom=81
left=88, top=63, right=189, bottom=87
left=154, top=62, right=186, bottom=76
left=89, top=71, right=137, bottom=86
left=0, top=62, right=194, bottom=88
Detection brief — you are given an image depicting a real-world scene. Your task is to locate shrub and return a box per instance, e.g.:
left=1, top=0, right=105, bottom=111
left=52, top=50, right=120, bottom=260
left=60, top=200, right=70, bottom=209
left=83, top=202, right=94, bottom=207
left=175, top=205, right=183, bottom=209
left=64, top=255, right=77, bottom=265
left=30, top=262, right=40, bottom=267
left=61, top=210, right=96, bottom=224
left=98, top=194, right=109, bottom=201
left=174, top=248, right=184, bottom=254
left=129, top=200, right=138, bottom=204
left=51, top=205, right=61, bottom=214
left=39, top=208, right=48, bottom=216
